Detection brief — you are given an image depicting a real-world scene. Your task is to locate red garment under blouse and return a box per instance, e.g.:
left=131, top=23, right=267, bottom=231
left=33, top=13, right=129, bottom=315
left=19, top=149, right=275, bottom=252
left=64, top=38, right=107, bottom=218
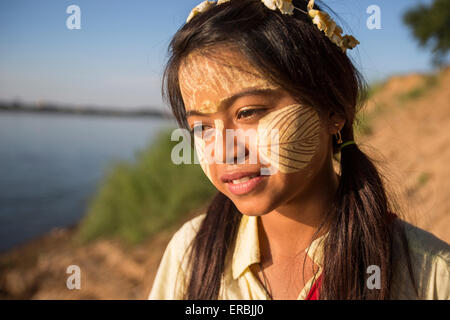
left=305, top=212, right=398, bottom=300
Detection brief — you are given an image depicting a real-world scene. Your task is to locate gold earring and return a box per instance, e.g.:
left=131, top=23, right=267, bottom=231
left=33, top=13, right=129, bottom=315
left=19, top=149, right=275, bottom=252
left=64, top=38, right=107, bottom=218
left=333, top=123, right=343, bottom=144
left=335, top=130, right=343, bottom=144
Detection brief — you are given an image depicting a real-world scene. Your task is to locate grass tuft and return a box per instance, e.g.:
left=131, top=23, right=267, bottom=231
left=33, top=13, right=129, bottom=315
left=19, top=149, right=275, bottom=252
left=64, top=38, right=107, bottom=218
left=74, top=128, right=216, bottom=246
left=398, top=74, right=439, bottom=103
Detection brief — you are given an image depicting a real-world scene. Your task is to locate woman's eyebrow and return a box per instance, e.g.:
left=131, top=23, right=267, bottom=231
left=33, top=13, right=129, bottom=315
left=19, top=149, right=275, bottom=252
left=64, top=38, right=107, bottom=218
left=186, top=87, right=278, bottom=118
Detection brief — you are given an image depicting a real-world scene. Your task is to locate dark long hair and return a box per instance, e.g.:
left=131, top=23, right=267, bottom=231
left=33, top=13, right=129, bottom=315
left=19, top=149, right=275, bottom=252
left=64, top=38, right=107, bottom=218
left=162, top=0, right=417, bottom=299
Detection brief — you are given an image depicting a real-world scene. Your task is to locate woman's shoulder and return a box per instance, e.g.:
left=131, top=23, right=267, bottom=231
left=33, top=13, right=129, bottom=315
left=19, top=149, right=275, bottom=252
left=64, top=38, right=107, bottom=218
left=396, top=218, right=449, bottom=261
left=148, top=213, right=207, bottom=299
left=391, top=218, right=450, bottom=299
left=166, top=213, right=207, bottom=256
left=172, top=213, right=207, bottom=240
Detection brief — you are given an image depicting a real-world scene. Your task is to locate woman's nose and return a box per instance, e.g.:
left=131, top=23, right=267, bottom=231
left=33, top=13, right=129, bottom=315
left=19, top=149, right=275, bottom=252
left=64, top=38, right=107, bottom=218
left=212, top=120, right=252, bottom=165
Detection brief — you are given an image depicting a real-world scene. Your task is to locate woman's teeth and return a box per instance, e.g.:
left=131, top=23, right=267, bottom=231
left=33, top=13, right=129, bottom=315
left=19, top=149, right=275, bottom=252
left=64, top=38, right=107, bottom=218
left=231, top=175, right=258, bottom=184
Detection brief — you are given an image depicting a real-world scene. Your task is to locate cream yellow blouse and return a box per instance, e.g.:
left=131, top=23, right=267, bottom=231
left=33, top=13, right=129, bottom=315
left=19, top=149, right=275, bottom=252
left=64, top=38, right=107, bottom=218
left=148, top=213, right=450, bottom=300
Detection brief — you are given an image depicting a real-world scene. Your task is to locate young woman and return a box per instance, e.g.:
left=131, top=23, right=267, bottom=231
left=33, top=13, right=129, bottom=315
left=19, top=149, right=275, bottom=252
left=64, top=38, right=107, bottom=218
left=148, top=0, right=449, bottom=300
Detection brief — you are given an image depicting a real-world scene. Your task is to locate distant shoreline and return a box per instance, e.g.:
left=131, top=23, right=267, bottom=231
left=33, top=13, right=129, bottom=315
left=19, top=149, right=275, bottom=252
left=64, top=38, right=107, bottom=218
left=0, top=102, right=174, bottom=119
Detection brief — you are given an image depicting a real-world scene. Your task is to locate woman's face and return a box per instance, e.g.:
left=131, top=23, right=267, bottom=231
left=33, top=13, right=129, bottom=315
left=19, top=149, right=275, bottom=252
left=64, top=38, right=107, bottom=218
left=178, top=48, right=338, bottom=216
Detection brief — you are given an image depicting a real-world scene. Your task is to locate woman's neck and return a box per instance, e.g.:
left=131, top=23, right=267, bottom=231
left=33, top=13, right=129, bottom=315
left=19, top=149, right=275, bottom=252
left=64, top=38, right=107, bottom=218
left=259, top=157, right=339, bottom=257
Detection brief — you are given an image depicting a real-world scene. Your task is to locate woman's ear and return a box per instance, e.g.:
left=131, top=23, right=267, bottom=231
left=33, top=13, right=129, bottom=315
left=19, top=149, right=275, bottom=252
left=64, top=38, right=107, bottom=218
left=327, top=112, right=346, bottom=134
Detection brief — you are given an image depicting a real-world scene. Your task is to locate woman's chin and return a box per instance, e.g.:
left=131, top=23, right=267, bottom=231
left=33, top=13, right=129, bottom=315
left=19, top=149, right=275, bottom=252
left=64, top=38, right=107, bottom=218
left=232, top=201, right=273, bottom=217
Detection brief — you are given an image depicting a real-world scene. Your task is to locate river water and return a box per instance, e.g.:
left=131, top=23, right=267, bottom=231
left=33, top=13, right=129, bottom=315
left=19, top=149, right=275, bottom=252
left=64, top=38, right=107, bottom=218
left=0, top=111, right=175, bottom=252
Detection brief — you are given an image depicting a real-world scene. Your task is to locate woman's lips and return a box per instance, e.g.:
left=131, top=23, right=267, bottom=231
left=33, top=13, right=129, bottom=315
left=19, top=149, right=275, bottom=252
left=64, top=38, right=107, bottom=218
left=225, top=174, right=266, bottom=196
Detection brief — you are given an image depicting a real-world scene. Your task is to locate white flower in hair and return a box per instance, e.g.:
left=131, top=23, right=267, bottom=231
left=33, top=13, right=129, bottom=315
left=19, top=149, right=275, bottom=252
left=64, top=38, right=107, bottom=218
left=262, top=0, right=294, bottom=15
left=186, top=0, right=216, bottom=23
left=184, top=0, right=359, bottom=52
left=275, top=0, right=294, bottom=15
left=307, top=0, right=359, bottom=52
left=261, top=0, right=277, bottom=10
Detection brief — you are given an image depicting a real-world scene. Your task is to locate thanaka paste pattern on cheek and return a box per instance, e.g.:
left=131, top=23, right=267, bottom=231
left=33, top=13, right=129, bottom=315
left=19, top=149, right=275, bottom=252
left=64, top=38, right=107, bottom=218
left=193, top=132, right=212, bottom=182
left=257, top=104, right=321, bottom=173
left=193, top=119, right=225, bottom=183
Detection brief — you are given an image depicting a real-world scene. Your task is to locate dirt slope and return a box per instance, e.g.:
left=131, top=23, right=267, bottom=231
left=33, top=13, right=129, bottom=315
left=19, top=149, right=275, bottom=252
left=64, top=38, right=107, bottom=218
left=359, top=66, right=450, bottom=243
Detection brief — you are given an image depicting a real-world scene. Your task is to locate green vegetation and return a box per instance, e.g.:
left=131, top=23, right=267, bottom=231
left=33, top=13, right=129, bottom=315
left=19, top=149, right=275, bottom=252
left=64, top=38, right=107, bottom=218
left=354, top=111, right=374, bottom=136
left=75, top=127, right=217, bottom=245
left=354, top=80, right=387, bottom=136
left=354, top=102, right=385, bottom=137
left=398, top=74, right=439, bottom=104
left=366, top=81, right=386, bottom=100
left=403, top=0, right=450, bottom=66
left=406, top=172, right=432, bottom=197
left=417, top=172, right=432, bottom=188
left=355, top=72, right=440, bottom=137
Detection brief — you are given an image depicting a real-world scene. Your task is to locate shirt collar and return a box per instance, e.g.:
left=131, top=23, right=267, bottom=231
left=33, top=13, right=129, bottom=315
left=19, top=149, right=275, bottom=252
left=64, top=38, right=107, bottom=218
left=231, top=214, right=328, bottom=280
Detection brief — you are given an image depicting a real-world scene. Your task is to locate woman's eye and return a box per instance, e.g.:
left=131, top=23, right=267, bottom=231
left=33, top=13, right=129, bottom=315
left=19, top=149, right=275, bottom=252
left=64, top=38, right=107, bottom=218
left=191, top=124, right=211, bottom=132
left=236, top=108, right=264, bottom=120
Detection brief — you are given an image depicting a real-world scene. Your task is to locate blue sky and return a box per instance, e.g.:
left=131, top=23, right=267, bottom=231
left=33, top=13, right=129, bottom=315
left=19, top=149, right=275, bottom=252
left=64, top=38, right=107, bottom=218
left=0, top=0, right=436, bottom=110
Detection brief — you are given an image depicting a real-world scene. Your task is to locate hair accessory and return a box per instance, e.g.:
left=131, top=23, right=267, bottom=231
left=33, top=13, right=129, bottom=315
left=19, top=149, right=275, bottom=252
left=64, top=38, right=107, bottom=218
left=186, top=0, right=359, bottom=53
left=307, top=0, right=359, bottom=52
left=261, top=0, right=294, bottom=15
left=186, top=0, right=217, bottom=23
left=339, top=140, right=356, bottom=151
